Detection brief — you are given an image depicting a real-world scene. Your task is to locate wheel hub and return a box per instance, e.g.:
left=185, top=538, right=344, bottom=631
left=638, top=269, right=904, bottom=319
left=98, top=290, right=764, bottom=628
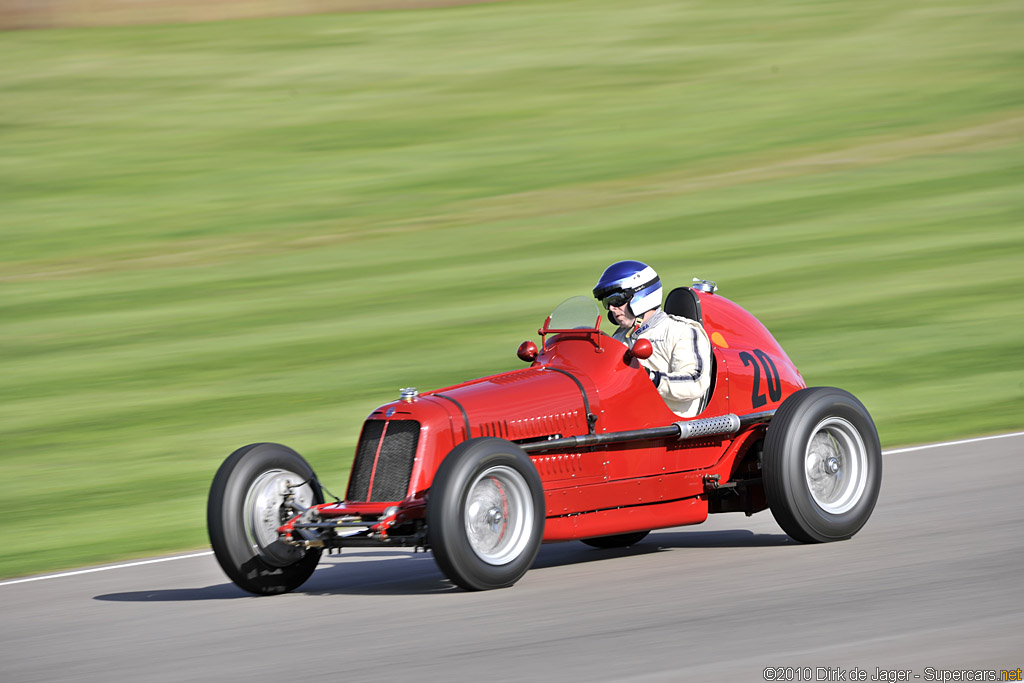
left=804, top=417, right=869, bottom=515
left=464, top=466, right=534, bottom=566
left=244, top=469, right=316, bottom=567
left=487, top=507, right=504, bottom=530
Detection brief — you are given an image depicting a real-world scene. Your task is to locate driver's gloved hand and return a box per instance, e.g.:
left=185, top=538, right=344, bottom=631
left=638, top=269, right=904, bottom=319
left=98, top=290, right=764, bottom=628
left=648, top=369, right=663, bottom=387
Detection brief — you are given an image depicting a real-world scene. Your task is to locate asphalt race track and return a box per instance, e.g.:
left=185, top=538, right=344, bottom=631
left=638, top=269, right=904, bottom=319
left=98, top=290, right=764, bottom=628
left=3, top=434, right=1022, bottom=682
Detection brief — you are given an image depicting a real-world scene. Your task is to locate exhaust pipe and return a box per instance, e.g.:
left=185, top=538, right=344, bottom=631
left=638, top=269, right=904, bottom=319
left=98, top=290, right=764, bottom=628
left=520, top=410, right=774, bottom=453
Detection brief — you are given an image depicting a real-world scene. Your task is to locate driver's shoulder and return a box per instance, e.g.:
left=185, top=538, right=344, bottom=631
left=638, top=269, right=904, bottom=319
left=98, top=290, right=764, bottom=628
left=662, top=312, right=711, bottom=344
left=661, top=311, right=702, bottom=330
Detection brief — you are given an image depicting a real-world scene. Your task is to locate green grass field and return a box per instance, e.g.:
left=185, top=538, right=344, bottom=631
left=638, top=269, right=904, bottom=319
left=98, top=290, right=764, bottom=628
left=1, top=0, right=1022, bottom=579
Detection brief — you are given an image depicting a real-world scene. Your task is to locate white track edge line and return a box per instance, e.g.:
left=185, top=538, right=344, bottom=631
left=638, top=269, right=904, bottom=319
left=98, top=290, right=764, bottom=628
left=2, top=431, right=1022, bottom=587
left=881, top=430, right=1024, bottom=455
left=0, top=551, right=214, bottom=587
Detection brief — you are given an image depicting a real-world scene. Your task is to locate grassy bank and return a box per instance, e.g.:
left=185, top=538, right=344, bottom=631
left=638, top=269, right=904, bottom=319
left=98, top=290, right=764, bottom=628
left=1, top=0, right=1022, bottom=578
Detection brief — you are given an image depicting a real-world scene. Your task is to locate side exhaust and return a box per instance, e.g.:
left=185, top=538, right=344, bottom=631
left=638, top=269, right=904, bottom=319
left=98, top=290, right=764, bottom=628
left=520, top=410, right=774, bottom=453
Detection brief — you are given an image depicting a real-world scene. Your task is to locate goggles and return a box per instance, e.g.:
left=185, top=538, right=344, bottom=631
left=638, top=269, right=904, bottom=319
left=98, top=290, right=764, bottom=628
left=600, top=290, right=634, bottom=310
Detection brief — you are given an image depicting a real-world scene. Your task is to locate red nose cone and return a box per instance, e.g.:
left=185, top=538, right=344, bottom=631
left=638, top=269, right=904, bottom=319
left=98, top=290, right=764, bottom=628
left=629, top=338, right=653, bottom=361
left=517, top=340, right=539, bottom=362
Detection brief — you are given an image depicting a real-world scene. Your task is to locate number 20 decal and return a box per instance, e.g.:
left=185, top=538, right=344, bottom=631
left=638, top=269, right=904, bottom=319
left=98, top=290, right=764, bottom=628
left=739, top=349, right=782, bottom=409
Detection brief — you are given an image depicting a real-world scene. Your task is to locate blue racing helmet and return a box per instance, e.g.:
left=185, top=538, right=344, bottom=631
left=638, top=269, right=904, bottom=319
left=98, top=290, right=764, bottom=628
left=593, top=260, right=663, bottom=316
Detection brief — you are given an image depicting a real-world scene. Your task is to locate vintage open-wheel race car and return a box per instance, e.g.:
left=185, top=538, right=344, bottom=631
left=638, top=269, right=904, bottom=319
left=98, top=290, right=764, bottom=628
left=207, top=280, right=882, bottom=594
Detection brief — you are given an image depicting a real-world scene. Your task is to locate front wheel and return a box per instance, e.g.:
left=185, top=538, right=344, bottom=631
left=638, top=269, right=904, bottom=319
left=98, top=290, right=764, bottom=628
left=762, top=387, right=882, bottom=543
left=427, top=438, right=545, bottom=591
left=207, top=443, right=324, bottom=595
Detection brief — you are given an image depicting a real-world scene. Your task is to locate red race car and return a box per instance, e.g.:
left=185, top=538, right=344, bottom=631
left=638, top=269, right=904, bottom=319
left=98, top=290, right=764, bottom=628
left=208, top=281, right=882, bottom=594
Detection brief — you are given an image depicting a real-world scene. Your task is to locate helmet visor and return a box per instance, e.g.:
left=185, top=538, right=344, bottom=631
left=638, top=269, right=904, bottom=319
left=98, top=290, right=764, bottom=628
left=600, top=290, right=634, bottom=310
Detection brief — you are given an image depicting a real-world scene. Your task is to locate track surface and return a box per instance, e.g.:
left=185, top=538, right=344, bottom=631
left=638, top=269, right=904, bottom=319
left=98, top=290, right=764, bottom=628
left=3, top=435, right=1022, bottom=682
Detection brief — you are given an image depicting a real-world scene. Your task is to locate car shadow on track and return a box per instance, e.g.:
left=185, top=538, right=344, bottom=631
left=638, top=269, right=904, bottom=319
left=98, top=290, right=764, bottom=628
left=93, top=529, right=791, bottom=601
left=93, top=550, right=456, bottom=601
left=532, top=529, right=791, bottom=571
left=94, top=583, right=251, bottom=602
left=651, top=529, right=792, bottom=549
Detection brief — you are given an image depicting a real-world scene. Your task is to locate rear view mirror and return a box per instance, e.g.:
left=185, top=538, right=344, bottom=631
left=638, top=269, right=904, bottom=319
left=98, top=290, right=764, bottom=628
left=625, top=338, right=653, bottom=362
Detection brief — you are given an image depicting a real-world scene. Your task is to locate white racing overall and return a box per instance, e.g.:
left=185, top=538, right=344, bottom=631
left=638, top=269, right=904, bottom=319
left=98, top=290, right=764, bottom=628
left=614, top=310, right=712, bottom=418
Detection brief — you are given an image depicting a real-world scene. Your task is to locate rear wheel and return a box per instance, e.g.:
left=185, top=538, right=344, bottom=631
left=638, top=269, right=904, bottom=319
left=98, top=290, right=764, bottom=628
left=763, top=388, right=881, bottom=543
left=428, top=438, right=545, bottom=591
left=581, top=531, right=650, bottom=549
left=207, top=443, right=323, bottom=595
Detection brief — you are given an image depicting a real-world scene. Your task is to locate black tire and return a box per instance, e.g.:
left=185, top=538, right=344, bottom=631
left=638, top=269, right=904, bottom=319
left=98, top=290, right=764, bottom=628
left=763, top=387, right=882, bottom=543
left=428, top=438, right=545, bottom=591
left=581, top=531, right=650, bottom=549
left=207, top=443, right=324, bottom=595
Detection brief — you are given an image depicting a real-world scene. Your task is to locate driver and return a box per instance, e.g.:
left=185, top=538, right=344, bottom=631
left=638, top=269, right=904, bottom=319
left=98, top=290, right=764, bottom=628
left=593, top=260, right=712, bottom=418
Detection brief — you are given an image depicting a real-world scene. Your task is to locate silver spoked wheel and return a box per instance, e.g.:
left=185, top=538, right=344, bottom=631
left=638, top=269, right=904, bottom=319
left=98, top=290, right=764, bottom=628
left=764, top=388, right=881, bottom=543
left=464, top=465, right=535, bottom=566
left=429, top=438, right=545, bottom=590
left=804, top=417, right=868, bottom=515
left=243, top=468, right=316, bottom=567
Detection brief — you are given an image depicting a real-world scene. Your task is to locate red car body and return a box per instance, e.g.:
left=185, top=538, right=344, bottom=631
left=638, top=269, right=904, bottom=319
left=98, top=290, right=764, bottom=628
left=210, top=284, right=880, bottom=594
